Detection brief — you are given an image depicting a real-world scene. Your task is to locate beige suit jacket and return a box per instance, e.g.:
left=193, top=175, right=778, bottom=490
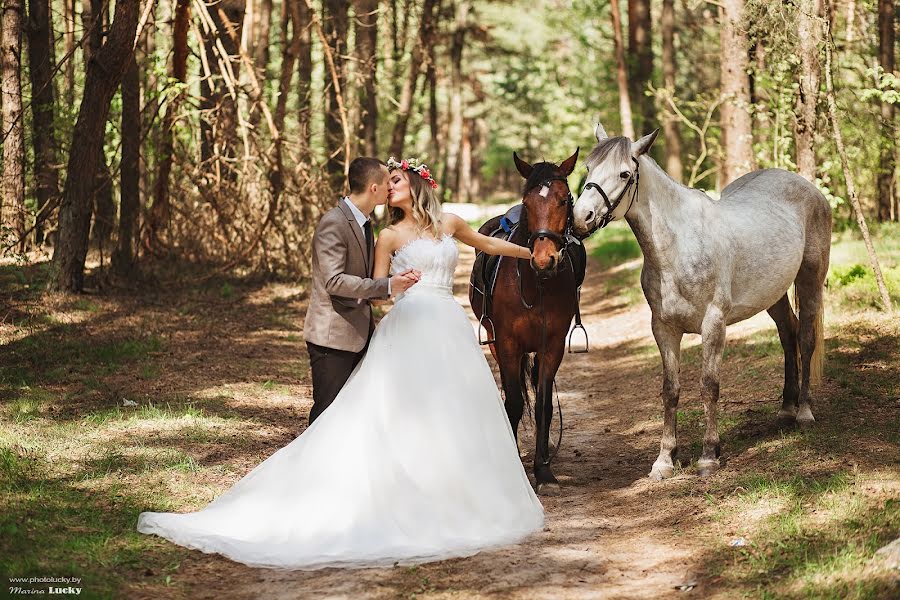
left=303, top=200, right=391, bottom=352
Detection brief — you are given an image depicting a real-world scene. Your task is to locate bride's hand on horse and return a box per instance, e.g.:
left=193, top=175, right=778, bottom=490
left=444, top=213, right=532, bottom=260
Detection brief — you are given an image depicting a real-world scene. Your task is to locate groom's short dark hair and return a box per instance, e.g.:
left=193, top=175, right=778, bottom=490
left=348, top=157, right=387, bottom=194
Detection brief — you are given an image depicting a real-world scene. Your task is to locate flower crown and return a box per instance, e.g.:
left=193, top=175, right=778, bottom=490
left=387, top=156, right=438, bottom=189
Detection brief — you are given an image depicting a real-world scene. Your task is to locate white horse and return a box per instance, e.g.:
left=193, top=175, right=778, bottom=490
left=573, top=124, right=831, bottom=480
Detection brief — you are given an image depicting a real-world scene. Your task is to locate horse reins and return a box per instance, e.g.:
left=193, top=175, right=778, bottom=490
left=582, top=156, right=640, bottom=229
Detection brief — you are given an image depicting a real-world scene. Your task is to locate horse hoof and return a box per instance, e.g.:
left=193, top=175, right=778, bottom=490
left=796, top=406, right=815, bottom=427
left=777, top=408, right=798, bottom=422
left=537, top=481, right=561, bottom=496
left=697, top=459, right=719, bottom=477
left=649, top=462, right=674, bottom=481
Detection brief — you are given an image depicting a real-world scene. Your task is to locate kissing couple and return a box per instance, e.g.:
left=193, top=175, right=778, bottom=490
left=137, top=156, right=544, bottom=569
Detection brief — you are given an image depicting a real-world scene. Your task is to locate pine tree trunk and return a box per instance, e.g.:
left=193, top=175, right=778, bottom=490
left=113, top=55, right=140, bottom=274
left=2, top=0, right=26, bottom=251
left=51, top=0, right=141, bottom=292
left=355, top=0, right=379, bottom=157
left=388, top=0, right=437, bottom=158
left=296, top=0, right=312, bottom=156
left=610, top=0, right=634, bottom=139
left=324, top=0, right=348, bottom=187
left=627, top=0, right=654, bottom=132
left=26, top=0, right=59, bottom=245
left=719, top=0, right=756, bottom=186
left=877, top=0, right=895, bottom=221
left=795, top=0, right=822, bottom=183
left=443, top=0, right=467, bottom=196
left=63, top=0, right=75, bottom=106
left=660, top=0, right=682, bottom=181
left=145, top=0, right=189, bottom=254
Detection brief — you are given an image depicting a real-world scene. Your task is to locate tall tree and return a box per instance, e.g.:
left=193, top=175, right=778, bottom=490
left=795, top=0, right=823, bottom=183
left=443, top=0, right=467, bottom=197
left=610, top=0, right=634, bottom=139
left=51, top=0, right=141, bottom=292
left=660, top=0, right=682, bottom=180
left=355, top=0, right=379, bottom=157
left=719, top=0, right=756, bottom=186
left=628, top=0, right=654, bottom=132
left=388, top=0, right=437, bottom=158
left=113, top=55, right=140, bottom=274
left=323, top=0, right=349, bottom=186
left=63, top=0, right=75, bottom=106
left=296, top=0, right=312, bottom=154
left=877, top=0, right=895, bottom=221
left=1, top=0, right=26, bottom=250
left=81, top=0, right=115, bottom=252
left=27, top=0, right=60, bottom=245
left=145, top=0, right=189, bottom=253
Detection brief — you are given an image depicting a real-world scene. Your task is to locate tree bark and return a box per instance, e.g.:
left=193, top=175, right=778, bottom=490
left=63, top=0, right=75, bottom=106
left=444, top=0, right=467, bottom=196
left=795, top=0, right=822, bottom=184
left=877, top=0, right=895, bottom=221
left=719, top=0, right=756, bottom=186
left=823, top=0, right=892, bottom=311
left=610, top=0, right=634, bottom=139
left=2, top=0, right=26, bottom=251
left=355, top=0, right=379, bottom=157
left=627, top=0, right=654, bottom=132
left=323, top=0, right=348, bottom=186
left=145, top=0, right=189, bottom=254
left=660, top=0, right=682, bottom=181
left=296, top=0, right=312, bottom=155
left=25, top=0, right=59, bottom=245
left=51, top=0, right=141, bottom=292
left=388, top=0, right=437, bottom=158
left=113, top=54, right=140, bottom=274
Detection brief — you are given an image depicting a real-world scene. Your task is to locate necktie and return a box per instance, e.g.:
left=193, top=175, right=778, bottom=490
left=363, top=219, right=373, bottom=262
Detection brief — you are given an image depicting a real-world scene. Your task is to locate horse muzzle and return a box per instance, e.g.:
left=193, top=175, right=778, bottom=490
left=531, top=253, right=559, bottom=278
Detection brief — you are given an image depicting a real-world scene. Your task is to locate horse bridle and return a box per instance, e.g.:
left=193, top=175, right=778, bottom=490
left=582, top=156, right=640, bottom=229
left=524, top=175, right=579, bottom=260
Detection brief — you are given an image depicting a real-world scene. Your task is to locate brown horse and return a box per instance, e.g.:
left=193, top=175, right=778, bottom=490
left=469, top=150, right=583, bottom=495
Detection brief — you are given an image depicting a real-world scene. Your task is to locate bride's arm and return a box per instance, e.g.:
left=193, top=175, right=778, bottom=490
left=372, top=228, right=419, bottom=304
left=444, top=213, right=531, bottom=259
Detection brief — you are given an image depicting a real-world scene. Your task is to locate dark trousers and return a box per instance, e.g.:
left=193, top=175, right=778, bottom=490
left=306, top=341, right=367, bottom=424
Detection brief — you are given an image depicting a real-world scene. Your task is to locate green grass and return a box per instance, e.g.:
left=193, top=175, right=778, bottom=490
left=705, top=471, right=897, bottom=598
left=584, top=221, right=642, bottom=270
left=828, top=222, right=900, bottom=310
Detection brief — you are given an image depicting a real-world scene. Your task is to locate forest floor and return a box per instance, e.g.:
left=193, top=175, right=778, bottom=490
left=1, top=223, right=898, bottom=599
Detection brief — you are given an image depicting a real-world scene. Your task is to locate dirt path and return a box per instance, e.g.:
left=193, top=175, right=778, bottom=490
left=121, top=242, right=896, bottom=599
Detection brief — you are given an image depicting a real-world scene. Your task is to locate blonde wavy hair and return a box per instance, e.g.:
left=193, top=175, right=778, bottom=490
left=388, top=168, right=443, bottom=237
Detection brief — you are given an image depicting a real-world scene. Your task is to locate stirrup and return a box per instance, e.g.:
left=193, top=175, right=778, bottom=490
left=567, top=323, right=589, bottom=353
left=478, top=314, right=496, bottom=345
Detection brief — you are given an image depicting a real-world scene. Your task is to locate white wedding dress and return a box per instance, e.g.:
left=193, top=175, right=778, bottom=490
left=137, top=234, right=544, bottom=569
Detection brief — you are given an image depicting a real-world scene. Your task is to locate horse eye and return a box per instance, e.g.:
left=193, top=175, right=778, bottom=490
left=619, top=171, right=630, bottom=180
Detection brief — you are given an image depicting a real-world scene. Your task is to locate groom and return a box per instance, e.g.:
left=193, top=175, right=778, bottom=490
left=303, top=157, right=420, bottom=424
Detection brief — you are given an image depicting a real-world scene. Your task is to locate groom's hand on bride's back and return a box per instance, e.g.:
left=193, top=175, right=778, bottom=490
left=390, top=269, right=421, bottom=295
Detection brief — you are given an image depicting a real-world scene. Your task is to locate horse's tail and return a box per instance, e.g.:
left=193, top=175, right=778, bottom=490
left=793, top=284, right=825, bottom=386
left=520, top=353, right=535, bottom=420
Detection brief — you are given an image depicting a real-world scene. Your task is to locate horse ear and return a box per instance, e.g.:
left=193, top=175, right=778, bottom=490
left=631, top=129, right=659, bottom=157
left=595, top=122, right=608, bottom=142
left=513, top=152, right=533, bottom=179
left=559, top=147, right=580, bottom=177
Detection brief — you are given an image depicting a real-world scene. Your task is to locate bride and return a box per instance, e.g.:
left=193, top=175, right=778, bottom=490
left=136, top=157, right=544, bottom=569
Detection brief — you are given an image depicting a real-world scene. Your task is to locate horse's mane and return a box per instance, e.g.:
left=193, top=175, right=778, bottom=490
left=585, top=136, right=631, bottom=169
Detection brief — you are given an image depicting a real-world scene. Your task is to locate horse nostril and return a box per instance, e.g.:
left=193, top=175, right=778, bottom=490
left=585, top=210, right=594, bottom=222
